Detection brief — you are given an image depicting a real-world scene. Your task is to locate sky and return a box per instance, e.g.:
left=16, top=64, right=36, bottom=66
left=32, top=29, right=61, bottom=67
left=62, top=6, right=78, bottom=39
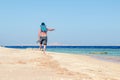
left=0, top=0, right=120, bottom=46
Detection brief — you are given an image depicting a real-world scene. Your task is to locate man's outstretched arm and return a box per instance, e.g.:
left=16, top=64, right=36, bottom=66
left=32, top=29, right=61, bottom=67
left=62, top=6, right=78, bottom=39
left=47, top=28, right=55, bottom=31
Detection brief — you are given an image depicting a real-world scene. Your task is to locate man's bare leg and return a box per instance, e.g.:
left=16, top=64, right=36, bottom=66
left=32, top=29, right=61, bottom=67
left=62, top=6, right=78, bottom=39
left=39, top=44, right=42, bottom=50
left=43, top=45, right=46, bottom=54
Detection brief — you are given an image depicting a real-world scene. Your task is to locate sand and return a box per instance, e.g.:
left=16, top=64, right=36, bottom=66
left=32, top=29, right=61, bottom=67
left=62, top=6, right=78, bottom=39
left=0, top=47, right=120, bottom=80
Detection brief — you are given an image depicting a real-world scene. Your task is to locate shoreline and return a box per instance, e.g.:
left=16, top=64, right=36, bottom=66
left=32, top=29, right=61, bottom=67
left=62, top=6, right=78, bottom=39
left=0, top=47, right=120, bottom=80
left=2, top=46, right=120, bottom=64
left=48, top=50, right=120, bottom=64
left=3, top=46, right=120, bottom=64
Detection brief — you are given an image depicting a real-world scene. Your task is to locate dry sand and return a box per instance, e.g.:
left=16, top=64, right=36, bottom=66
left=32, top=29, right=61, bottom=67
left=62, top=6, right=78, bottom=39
left=0, top=47, right=120, bottom=80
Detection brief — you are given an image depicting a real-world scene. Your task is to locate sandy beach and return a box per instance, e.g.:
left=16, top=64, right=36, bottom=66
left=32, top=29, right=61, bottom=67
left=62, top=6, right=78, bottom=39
left=0, top=47, right=120, bottom=80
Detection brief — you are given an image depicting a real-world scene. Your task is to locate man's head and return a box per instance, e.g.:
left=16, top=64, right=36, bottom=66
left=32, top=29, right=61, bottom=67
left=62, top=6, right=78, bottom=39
left=40, top=22, right=47, bottom=32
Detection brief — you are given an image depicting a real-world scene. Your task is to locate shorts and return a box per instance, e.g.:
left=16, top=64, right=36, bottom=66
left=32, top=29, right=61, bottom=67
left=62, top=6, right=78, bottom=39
left=40, top=36, right=47, bottom=45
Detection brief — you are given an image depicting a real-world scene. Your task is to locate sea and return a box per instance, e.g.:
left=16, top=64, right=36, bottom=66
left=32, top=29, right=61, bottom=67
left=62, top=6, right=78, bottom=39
left=5, top=46, right=120, bottom=63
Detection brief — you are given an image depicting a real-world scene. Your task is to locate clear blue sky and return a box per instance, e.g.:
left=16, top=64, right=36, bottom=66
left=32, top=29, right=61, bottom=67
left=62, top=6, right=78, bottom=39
left=0, top=0, right=120, bottom=46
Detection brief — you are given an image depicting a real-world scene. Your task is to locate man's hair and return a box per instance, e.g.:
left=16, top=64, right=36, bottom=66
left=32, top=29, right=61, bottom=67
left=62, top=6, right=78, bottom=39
left=41, top=22, right=45, bottom=25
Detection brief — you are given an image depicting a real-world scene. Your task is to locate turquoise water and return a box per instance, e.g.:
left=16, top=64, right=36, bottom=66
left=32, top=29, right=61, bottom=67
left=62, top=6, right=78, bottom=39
left=47, top=48, right=120, bottom=56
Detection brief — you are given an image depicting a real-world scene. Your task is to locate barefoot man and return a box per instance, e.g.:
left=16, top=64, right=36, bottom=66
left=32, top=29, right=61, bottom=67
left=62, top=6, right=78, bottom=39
left=38, top=22, right=55, bottom=54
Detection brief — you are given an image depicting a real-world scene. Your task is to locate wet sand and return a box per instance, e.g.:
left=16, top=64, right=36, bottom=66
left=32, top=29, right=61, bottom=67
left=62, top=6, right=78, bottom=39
left=91, top=55, right=120, bottom=64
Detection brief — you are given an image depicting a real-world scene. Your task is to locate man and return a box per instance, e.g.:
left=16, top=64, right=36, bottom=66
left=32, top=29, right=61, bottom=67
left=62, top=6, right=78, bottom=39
left=38, top=22, right=55, bottom=54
